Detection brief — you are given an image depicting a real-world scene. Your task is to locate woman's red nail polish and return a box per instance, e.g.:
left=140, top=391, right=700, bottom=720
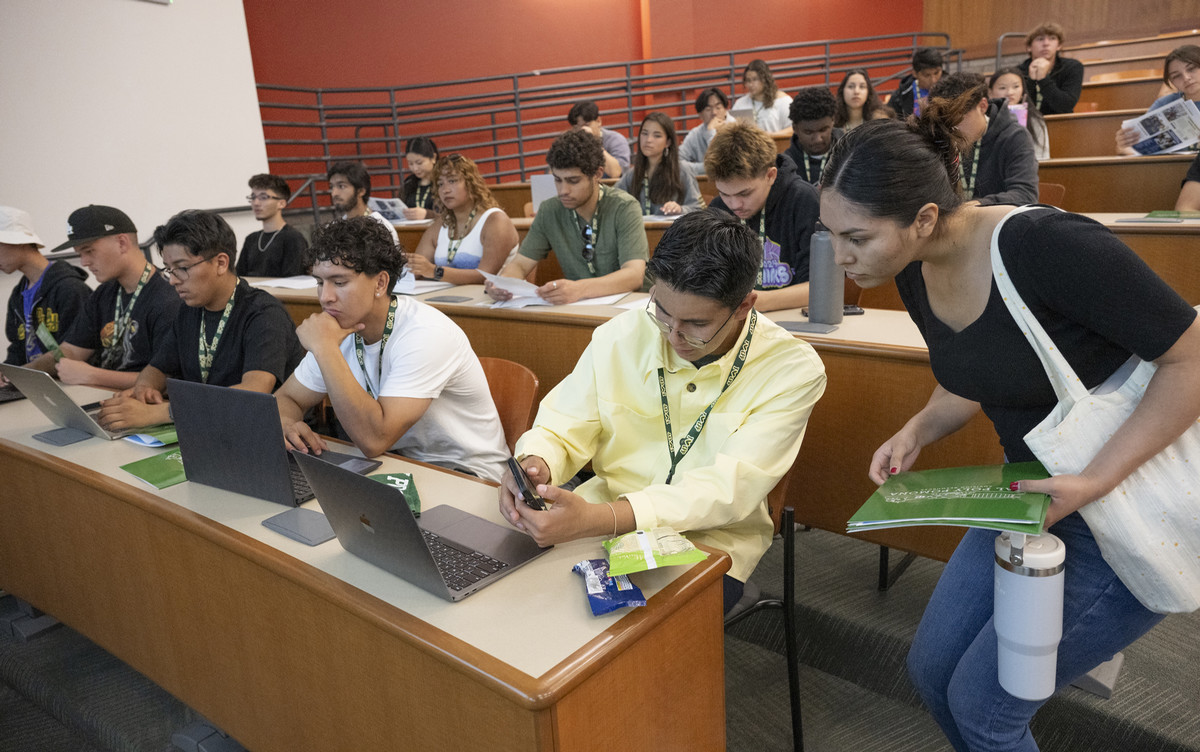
left=890, top=467, right=898, bottom=474
left=1009, top=482, right=1020, bottom=491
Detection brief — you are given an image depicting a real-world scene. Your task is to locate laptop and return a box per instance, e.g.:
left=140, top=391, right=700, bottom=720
left=730, top=107, right=756, bottom=124
left=0, top=383, right=27, bottom=404
left=168, top=379, right=381, bottom=506
left=293, top=451, right=550, bottom=602
left=0, top=363, right=135, bottom=439
left=529, top=174, right=557, bottom=215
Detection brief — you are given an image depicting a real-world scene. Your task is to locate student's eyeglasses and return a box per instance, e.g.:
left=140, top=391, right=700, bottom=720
left=644, top=291, right=737, bottom=349
left=246, top=193, right=284, bottom=203
left=580, top=224, right=596, bottom=266
left=160, top=256, right=217, bottom=282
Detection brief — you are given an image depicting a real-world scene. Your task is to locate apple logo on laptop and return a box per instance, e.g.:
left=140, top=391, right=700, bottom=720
left=360, top=514, right=375, bottom=534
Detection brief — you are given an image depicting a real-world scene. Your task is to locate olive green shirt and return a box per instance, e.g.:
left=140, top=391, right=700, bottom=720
left=519, top=186, right=649, bottom=289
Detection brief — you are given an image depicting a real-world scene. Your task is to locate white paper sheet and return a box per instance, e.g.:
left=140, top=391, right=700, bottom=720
left=249, top=276, right=316, bottom=290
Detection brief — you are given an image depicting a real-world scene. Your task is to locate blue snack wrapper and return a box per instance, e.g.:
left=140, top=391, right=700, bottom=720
left=572, top=559, right=647, bottom=616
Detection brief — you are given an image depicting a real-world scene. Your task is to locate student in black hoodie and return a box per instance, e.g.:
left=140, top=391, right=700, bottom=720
left=927, top=73, right=1039, bottom=206
left=1, top=206, right=90, bottom=366
left=889, top=48, right=945, bottom=118
left=706, top=121, right=820, bottom=312
left=784, top=86, right=843, bottom=185
left=1017, top=22, right=1085, bottom=115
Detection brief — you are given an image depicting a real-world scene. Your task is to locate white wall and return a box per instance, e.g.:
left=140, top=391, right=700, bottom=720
left=0, top=0, right=268, bottom=357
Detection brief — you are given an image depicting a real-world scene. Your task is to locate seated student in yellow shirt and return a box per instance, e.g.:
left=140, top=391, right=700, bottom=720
left=498, top=209, right=827, bottom=614
left=96, top=210, right=305, bottom=431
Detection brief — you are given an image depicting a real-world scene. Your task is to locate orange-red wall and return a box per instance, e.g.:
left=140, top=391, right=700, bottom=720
left=241, top=0, right=924, bottom=89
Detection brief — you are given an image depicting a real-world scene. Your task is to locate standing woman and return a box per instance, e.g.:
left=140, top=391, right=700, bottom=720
left=989, top=68, right=1050, bottom=160
left=731, top=59, right=793, bottom=138
left=615, top=112, right=704, bottom=215
left=834, top=69, right=889, bottom=131
left=402, top=137, right=439, bottom=220
left=407, top=155, right=518, bottom=285
left=820, top=117, right=1200, bottom=751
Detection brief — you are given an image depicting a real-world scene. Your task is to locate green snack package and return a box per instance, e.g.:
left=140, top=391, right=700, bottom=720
left=602, top=527, right=708, bottom=576
left=367, top=472, right=421, bottom=517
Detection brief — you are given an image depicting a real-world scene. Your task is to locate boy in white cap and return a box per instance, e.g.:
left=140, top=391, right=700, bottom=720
left=26, top=205, right=180, bottom=389
left=1, top=206, right=91, bottom=366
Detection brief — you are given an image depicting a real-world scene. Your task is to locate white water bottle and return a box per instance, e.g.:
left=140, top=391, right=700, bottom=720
left=807, top=230, right=843, bottom=324
left=994, top=531, right=1066, bottom=701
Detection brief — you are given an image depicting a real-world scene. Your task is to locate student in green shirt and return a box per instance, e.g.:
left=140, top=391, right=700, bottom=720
left=486, top=129, right=648, bottom=305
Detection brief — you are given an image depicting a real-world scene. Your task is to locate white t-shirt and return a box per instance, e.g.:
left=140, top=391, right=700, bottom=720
left=732, top=93, right=793, bottom=133
left=292, top=296, right=508, bottom=481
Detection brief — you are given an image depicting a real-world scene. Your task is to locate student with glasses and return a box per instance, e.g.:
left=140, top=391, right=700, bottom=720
left=96, top=210, right=304, bottom=432
left=237, top=173, right=309, bottom=278
left=25, top=205, right=180, bottom=390
left=487, top=128, right=648, bottom=305
left=498, top=209, right=826, bottom=614
left=406, top=154, right=518, bottom=285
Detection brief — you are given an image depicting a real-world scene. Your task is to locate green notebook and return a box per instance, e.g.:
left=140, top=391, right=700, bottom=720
left=120, top=448, right=187, bottom=490
left=846, top=461, right=1051, bottom=535
left=367, top=472, right=421, bottom=517
left=1145, top=210, right=1200, bottom=219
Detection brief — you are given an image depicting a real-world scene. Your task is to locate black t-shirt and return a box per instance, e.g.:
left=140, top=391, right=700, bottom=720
left=896, top=208, right=1196, bottom=461
left=236, top=224, right=308, bottom=277
left=402, top=175, right=435, bottom=211
left=1184, top=152, right=1200, bottom=187
left=709, top=154, right=820, bottom=289
left=65, top=270, right=180, bottom=372
left=149, top=279, right=304, bottom=388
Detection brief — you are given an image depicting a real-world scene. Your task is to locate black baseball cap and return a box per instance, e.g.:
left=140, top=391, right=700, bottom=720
left=49, top=205, right=138, bottom=253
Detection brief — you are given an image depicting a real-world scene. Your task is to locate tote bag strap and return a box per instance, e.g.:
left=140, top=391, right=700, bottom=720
left=988, top=206, right=1091, bottom=405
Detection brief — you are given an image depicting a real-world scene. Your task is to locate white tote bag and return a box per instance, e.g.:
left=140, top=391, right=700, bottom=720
left=990, top=206, right=1200, bottom=614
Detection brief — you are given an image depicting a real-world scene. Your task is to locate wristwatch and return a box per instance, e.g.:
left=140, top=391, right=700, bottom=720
left=433, top=266, right=445, bottom=280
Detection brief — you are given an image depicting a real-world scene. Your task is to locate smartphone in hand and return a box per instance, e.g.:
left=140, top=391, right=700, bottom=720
left=507, top=457, right=548, bottom=511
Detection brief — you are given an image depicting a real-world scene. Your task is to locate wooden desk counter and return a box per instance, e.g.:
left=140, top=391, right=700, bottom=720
left=0, top=387, right=728, bottom=751
left=1044, top=109, right=1140, bottom=159
left=1038, top=153, right=1192, bottom=212
left=262, top=282, right=992, bottom=562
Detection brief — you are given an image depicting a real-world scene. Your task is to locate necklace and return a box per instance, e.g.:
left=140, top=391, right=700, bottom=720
left=257, top=228, right=280, bottom=253
left=446, top=205, right=479, bottom=265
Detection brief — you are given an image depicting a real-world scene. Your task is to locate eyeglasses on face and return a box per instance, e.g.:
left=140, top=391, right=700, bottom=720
left=644, top=291, right=737, bottom=349
left=160, top=255, right=217, bottom=282
left=246, top=193, right=284, bottom=203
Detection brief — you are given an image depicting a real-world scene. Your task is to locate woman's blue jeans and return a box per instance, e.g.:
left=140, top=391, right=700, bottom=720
left=906, top=512, right=1165, bottom=752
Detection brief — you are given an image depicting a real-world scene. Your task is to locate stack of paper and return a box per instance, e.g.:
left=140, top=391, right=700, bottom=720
left=846, top=462, right=1051, bottom=535
left=479, top=271, right=550, bottom=309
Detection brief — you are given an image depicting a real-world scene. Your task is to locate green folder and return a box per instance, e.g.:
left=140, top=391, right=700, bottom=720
left=1145, top=210, right=1200, bottom=219
left=120, top=448, right=187, bottom=490
left=368, top=472, right=421, bottom=517
left=846, top=461, right=1051, bottom=535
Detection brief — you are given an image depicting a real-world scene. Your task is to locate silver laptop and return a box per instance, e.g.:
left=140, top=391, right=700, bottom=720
left=293, top=451, right=550, bottom=602
left=0, top=363, right=135, bottom=439
left=168, top=379, right=380, bottom=506
left=530, top=173, right=557, bottom=215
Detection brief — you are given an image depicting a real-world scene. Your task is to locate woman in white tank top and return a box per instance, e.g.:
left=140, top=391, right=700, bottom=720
left=407, top=154, right=518, bottom=285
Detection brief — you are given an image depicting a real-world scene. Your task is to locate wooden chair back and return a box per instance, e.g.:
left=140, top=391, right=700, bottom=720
left=1088, top=69, right=1159, bottom=83
left=1075, top=101, right=1100, bottom=112
left=1038, top=182, right=1067, bottom=207
left=478, top=357, right=539, bottom=454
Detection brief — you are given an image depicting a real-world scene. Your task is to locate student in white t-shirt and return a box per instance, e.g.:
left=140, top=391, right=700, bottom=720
left=275, top=216, right=507, bottom=481
left=730, top=59, right=793, bottom=138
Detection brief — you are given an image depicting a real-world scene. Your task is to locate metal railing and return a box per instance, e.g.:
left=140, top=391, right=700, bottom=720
left=257, top=32, right=959, bottom=206
left=996, top=32, right=1029, bottom=71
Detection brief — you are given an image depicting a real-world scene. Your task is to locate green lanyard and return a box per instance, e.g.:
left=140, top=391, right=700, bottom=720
left=354, top=295, right=397, bottom=399
left=100, top=263, right=154, bottom=369
left=802, top=153, right=823, bottom=184
left=197, top=285, right=237, bottom=384
left=575, top=186, right=604, bottom=276
left=415, top=183, right=431, bottom=209
left=658, top=310, right=757, bottom=485
left=959, top=144, right=981, bottom=198
left=1034, top=84, right=1042, bottom=111
left=640, top=176, right=652, bottom=216
left=446, top=206, right=478, bottom=265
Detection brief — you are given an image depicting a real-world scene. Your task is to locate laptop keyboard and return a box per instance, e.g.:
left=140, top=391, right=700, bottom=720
left=289, top=461, right=316, bottom=503
left=422, top=530, right=509, bottom=591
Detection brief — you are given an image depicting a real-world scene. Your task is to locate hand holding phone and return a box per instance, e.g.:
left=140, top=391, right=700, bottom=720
left=507, top=457, right=548, bottom=511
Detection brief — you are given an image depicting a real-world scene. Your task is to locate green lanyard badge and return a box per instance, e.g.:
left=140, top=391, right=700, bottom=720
left=658, top=309, right=757, bottom=485
left=354, top=296, right=397, bottom=399
left=198, top=286, right=237, bottom=384
left=100, top=263, right=154, bottom=370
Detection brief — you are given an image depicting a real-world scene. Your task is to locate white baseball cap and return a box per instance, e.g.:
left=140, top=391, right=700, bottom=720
left=0, top=206, right=46, bottom=249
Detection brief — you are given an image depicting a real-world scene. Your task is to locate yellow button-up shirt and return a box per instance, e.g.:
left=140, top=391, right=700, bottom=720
left=515, top=307, right=826, bottom=581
